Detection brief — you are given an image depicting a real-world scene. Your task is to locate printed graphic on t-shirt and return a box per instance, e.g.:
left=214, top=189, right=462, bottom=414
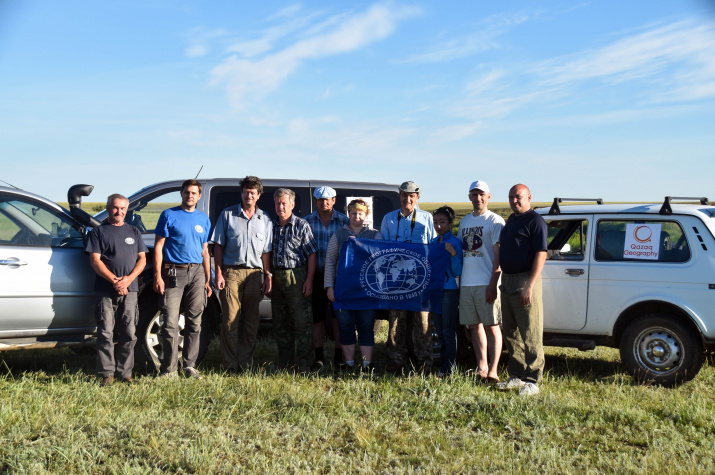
left=195, top=225, right=204, bottom=233
left=125, top=237, right=135, bottom=245
left=462, top=227, right=484, bottom=257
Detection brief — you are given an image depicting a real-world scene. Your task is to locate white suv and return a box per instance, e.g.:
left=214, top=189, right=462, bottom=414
left=537, top=196, right=715, bottom=386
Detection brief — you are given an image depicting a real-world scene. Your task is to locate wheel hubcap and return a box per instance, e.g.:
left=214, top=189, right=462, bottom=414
left=634, top=327, right=682, bottom=375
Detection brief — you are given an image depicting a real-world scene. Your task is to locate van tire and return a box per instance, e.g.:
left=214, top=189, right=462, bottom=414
left=620, top=313, right=704, bottom=386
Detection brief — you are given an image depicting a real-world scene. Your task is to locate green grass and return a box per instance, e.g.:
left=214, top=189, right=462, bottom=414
left=2, top=328, right=714, bottom=473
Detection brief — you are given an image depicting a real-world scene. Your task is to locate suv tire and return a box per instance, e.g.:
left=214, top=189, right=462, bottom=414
left=620, top=313, right=704, bottom=386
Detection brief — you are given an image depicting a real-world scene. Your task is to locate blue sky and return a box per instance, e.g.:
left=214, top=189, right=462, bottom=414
left=1, top=1, right=714, bottom=203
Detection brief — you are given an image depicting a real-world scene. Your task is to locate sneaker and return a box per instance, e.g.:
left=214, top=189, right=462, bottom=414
left=100, top=376, right=114, bottom=387
left=183, top=367, right=203, bottom=379
left=496, top=377, right=526, bottom=390
left=519, top=382, right=540, bottom=396
left=159, top=371, right=178, bottom=379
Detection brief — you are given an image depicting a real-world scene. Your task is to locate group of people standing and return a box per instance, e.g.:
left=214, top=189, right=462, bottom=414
left=87, top=176, right=548, bottom=396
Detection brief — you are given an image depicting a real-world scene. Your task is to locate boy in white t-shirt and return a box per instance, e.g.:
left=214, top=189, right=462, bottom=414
left=457, top=180, right=505, bottom=382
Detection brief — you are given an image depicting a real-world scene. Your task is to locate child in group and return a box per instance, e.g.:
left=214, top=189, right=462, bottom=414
left=431, top=206, right=463, bottom=377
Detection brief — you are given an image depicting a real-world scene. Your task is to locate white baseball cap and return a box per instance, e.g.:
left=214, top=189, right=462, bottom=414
left=313, top=186, right=337, bottom=199
left=469, top=180, right=490, bottom=194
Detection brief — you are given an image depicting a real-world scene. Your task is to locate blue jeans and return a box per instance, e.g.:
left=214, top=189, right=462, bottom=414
left=336, top=309, right=376, bottom=346
left=433, top=289, right=459, bottom=374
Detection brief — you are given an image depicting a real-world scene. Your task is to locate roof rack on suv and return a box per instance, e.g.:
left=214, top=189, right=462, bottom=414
left=548, top=197, right=603, bottom=215
left=659, top=196, right=709, bottom=215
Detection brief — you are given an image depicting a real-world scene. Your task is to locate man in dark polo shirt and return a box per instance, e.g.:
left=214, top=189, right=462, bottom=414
left=271, top=188, right=318, bottom=372
left=497, top=184, right=548, bottom=396
left=86, top=193, right=148, bottom=386
left=153, top=179, right=212, bottom=379
left=304, top=186, right=349, bottom=368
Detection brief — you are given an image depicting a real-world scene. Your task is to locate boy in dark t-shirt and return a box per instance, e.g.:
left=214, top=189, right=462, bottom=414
left=86, top=194, right=148, bottom=386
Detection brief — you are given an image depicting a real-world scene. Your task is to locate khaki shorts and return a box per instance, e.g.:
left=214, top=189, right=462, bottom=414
left=459, top=285, right=501, bottom=326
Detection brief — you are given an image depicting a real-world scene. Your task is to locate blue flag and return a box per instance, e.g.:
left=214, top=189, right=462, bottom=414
left=333, top=239, right=450, bottom=312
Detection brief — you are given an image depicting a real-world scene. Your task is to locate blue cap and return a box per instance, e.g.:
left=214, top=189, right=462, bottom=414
left=313, top=186, right=337, bottom=199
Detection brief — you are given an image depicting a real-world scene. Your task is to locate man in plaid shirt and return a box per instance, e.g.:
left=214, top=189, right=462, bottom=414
left=304, top=186, right=349, bottom=368
left=271, top=188, right=319, bottom=372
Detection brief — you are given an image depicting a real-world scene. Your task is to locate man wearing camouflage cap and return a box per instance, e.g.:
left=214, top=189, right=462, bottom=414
left=380, top=181, right=437, bottom=374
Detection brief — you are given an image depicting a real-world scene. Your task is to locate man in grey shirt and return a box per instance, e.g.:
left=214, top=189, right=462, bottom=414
left=211, top=176, right=273, bottom=372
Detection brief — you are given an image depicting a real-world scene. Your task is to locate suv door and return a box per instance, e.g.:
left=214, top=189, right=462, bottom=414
left=0, top=194, right=94, bottom=335
left=542, top=215, right=591, bottom=331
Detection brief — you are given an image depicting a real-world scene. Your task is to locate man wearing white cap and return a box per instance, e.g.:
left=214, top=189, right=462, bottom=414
left=457, top=180, right=505, bottom=382
left=304, top=186, right=349, bottom=368
left=380, top=180, right=437, bottom=374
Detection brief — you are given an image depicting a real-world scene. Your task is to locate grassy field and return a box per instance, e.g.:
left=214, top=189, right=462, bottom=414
left=1, top=327, right=714, bottom=473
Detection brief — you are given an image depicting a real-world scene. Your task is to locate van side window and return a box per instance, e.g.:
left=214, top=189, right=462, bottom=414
left=545, top=219, right=588, bottom=261
left=596, top=220, right=690, bottom=262
left=125, top=189, right=182, bottom=234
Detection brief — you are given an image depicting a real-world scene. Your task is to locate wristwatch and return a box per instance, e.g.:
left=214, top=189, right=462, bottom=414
left=264, top=271, right=272, bottom=277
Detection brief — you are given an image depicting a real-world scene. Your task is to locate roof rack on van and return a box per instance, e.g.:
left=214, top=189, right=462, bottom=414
left=659, top=196, right=709, bottom=215
left=548, top=197, right=603, bottom=215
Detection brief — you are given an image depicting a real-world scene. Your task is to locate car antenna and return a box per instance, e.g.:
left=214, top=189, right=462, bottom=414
left=195, top=166, right=203, bottom=180
left=0, top=179, right=20, bottom=189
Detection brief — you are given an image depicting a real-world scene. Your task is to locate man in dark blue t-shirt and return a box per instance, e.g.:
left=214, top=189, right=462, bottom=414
left=497, top=184, right=547, bottom=396
left=86, top=194, right=148, bottom=386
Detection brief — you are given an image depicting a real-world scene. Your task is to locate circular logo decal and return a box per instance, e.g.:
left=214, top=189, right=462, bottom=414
left=633, top=225, right=652, bottom=243
left=195, top=225, right=204, bottom=233
left=125, top=237, right=135, bottom=245
left=361, top=249, right=430, bottom=295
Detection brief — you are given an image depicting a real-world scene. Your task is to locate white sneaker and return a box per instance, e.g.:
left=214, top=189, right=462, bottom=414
left=496, top=377, right=525, bottom=390
left=519, top=382, right=539, bottom=396
left=158, top=371, right=178, bottom=379
left=183, top=367, right=203, bottom=379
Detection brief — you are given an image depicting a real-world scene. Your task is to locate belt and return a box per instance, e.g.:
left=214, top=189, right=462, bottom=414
left=162, top=262, right=200, bottom=269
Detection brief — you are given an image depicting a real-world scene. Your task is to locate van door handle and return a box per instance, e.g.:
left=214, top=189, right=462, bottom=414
left=0, top=259, right=28, bottom=266
left=564, top=268, right=584, bottom=276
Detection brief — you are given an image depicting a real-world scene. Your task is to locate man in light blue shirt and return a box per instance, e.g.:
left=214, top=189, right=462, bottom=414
left=211, top=176, right=273, bottom=373
left=380, top=181, right=437, bottom=374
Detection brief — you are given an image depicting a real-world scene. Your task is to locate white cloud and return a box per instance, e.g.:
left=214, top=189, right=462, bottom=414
left=398, top=12, right=528, bottom=64
left=184, top=27, right=227, bottom=58
left=210, top=3, right=420, bottom=109
left=537, top=19, right=715, bottom=101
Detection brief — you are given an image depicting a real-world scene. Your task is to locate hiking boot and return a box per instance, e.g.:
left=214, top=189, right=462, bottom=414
left=100, top=376, right=114, bottom=387
left=183, top=367, right=203, bottom=379
left=119, top=376, right=136, bottom=385
left=496, top=377, right=526, bottom=390
left=519, top=382, right=540, bottom=396
left=386, top=362, right=405, bottom=374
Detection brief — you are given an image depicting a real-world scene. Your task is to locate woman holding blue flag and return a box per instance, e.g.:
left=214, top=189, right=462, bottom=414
left=431, top=206, right=463, bottom=377
left=325, top=199, right=382, bottom=371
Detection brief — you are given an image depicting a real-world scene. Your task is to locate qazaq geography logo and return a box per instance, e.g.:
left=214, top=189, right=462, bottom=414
left=359, top=248, right=431, bottom=300
left=633, top=225, right=652, bottom=243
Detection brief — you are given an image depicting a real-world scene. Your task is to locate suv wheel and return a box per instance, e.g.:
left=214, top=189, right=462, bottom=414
left=135, top=296, right=185, bottom=373
left=620, top=313, right=704, bottom=386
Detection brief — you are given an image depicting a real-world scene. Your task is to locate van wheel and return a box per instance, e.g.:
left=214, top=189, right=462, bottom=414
left=135, top=296, right=185, bottom=373
left=619, top=313, right=704, bottom=386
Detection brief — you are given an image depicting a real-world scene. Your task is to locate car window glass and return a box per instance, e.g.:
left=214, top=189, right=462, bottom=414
left=127, top=189, right=182, bottom=234
left=545, top=219, right=588, bottom=261
left=596, top=220, right=690, bottom=262
left=0, top=209, right=21, bottom=242
left=0, top=197, right=83, bottom=248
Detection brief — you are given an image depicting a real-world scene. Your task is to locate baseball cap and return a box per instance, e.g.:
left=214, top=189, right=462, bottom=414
left=313, top=186, right=337, bottom=199
left=469, top=180, right=490, bottom=194
left=399, top=181, right=420, bottom=194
